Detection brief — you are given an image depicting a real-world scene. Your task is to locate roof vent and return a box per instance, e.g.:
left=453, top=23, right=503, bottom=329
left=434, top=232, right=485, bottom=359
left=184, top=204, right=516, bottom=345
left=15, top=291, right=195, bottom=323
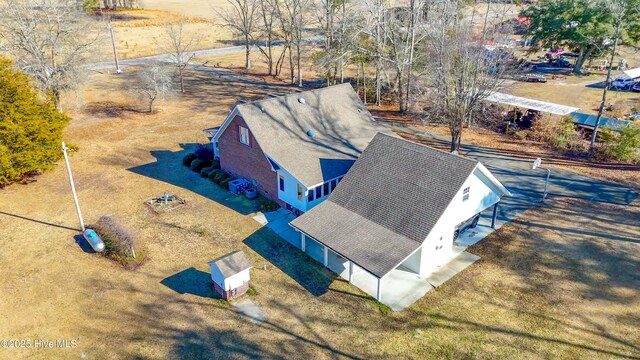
left=260, top=107, right=265, bottom=112
left=306, top=130, right=315, bottom=138
left=298, top=97, right=306, bottom=104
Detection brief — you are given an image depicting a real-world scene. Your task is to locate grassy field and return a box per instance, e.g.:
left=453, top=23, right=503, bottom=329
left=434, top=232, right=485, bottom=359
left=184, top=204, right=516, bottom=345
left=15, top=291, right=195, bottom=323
left=0, top=66, right=639, bottom=359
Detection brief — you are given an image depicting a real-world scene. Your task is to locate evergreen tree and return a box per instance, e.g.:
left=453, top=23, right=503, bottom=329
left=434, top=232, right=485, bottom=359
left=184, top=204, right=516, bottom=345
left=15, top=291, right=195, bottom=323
left=0, top=56, right=70, bottom=186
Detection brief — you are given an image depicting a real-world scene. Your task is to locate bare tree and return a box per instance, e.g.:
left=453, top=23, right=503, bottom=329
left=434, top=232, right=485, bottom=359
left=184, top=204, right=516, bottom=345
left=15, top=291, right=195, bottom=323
left=276, top=0, right=310, bottom=86
left=384, top=0, right=426, bottom=112
left=160, top=21, right=201, bottom=93
left=420, top=0, right=511, bottom=152
left=256, top=0, right=279, bottom=75
left=0, top=0, right=101, bottom=112
left=132, top=65, right=173, bottom=113
left=218, top=0, right=260, bottom=69
left=358, top=0, right=386, bottom=105
left=315, top=0, right=361, bottom=86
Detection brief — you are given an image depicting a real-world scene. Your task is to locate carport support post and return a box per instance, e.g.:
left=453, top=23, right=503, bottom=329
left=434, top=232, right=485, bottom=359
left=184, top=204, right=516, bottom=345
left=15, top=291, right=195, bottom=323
left=323, top=246, right=328, bottom=267
left=301, top=233, right=306, bottom=251
left=491, top=203, right=498, bottom=229
left=348, top=261, right=353, bottom=283
left=376, top=277, right=382, bottom=302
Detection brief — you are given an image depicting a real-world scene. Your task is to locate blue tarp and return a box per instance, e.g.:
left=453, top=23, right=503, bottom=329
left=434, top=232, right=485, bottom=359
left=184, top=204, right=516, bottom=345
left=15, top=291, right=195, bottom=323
left=571, top=112, right=631, bottom=132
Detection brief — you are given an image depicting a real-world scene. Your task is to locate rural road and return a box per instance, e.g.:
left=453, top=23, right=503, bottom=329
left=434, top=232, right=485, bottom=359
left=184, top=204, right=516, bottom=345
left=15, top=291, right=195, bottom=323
left=86, top=44, right=251, bottom=71
left=86, top=37, right=321, bottom=72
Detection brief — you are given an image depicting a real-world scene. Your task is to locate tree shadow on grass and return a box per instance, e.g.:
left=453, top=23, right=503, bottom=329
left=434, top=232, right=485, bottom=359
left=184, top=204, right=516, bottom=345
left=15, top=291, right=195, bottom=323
left=127, top=143, right=262, bottom=215
left=160, top=267, right=221, bottom=299
left=243, top=227, right=337, bottom=296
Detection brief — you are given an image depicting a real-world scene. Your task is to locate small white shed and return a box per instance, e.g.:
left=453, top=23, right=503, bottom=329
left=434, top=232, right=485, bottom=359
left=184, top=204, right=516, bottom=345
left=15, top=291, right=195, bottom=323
left=208, top=251, right=252, bottom=300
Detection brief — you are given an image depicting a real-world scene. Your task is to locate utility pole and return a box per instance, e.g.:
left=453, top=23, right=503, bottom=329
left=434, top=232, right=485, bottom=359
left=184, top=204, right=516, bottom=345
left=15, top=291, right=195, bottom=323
left=590, top=0, right=626, bottom=151
left=108, top=17, right=122, bottom=74
left=62, top=142, right=85, bottom=232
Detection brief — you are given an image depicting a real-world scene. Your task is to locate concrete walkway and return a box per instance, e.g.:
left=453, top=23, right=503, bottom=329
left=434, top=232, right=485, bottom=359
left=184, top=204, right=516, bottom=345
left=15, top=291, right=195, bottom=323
left=426, top=252, right=481, bottom=288
left=252, top=209, right=300, bottom=246
left=233, top=299, right=266, bottom=324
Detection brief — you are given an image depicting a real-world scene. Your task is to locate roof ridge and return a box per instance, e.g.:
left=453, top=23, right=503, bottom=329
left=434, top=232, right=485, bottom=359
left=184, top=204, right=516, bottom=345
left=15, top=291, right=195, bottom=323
left=237, top=83, right=353, bottom=108
left=375, top=132, right=478, bottom=165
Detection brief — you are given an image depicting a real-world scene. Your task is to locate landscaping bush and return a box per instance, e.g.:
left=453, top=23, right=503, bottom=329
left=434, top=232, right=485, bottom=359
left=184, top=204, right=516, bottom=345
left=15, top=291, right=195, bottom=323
left=206, top=166, right=219, bottom=178
left=195, top=145, right=214, bottom=162
left=593, top=125, right=640, bottom=163
left=212, top=171, right=228, bottom=184
left=91, top=215, right=140, bottom=265
left=210, top=160, right=220, bottom=170
left=208, top=169, right=223, bottom=180
left=0, top=56, right=70, bottom=186
left=182, top=153, right=197, bottom=167
left=527, top=116, right=585, bottom=151
left=190, top=159, right=205, bottom=172
left=219, top=177, right=232, bottom=190
left=260, top=199, right=280, bottom=212
left=200, top=166, right=213, bottom=177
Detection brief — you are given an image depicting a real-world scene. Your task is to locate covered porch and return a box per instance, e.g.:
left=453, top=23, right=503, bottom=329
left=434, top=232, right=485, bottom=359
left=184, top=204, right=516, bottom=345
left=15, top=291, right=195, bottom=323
left=298, top=232, right=433, bottom=311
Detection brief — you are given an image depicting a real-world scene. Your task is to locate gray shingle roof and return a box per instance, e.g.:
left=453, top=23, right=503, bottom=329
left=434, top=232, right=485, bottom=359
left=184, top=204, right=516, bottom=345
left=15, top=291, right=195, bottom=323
left=208, top=251, right=252, bottom=278
left=290, top=133, right=480, bottom=277
left=236, top=84, right=395, bottom=186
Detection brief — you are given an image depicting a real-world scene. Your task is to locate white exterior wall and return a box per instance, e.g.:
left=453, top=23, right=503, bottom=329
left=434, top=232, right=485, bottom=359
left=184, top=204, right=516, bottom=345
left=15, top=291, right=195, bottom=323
left=401, top=248, right=422, bottom=273
left=223, top=269, right=251, bottom=291
left=277, top=167, right=308, bottom=212
left=210, top=266, right=251, bottom=291
left=419, top=168, right=501, bottom=276
left=276, top=169, right=343, bottom=213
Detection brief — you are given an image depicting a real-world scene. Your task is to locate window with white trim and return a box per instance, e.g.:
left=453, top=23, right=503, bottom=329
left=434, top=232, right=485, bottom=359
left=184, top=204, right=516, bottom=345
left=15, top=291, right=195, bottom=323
left=462, top=187, right=470, bottom=201
left=239, top=126, right=250, bottom=146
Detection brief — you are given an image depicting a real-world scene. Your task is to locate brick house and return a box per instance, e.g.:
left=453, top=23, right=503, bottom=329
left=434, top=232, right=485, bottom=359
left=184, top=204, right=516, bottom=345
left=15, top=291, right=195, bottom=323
left=212, top=84, right=394, bottom=214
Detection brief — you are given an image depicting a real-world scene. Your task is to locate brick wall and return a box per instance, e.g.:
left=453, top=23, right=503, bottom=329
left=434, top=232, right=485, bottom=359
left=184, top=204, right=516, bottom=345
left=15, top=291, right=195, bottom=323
left=218, top=115, right=282, bottom=205
left=212, top=281, right=250, bottom=301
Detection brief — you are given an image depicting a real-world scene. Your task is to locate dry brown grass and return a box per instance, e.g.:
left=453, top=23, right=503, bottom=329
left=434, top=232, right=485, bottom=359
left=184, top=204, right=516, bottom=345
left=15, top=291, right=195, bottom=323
left=0, top=64, right=639, bottom=359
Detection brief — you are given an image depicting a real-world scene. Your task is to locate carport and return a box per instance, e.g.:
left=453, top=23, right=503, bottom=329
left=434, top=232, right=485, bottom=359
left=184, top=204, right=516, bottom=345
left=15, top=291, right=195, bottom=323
left=297, top=231, right=433, bottom=310
left=484, top=92, right=579, bottom=116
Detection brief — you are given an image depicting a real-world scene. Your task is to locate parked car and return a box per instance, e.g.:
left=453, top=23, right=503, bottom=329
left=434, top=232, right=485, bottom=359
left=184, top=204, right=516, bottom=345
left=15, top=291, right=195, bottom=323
left=553, top=57, right=572, bottom=68
left=453, top=214, right=480, bottom=239
left=631, top=82, right=640, bottom=92
left=518, top=73, right=547, bottom=83
left=610, top=78, right=638, bottom=90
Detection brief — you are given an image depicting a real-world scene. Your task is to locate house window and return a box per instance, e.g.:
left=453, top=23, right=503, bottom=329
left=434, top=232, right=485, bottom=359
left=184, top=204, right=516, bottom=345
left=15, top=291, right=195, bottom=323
left=239, top=126, right=250, bottom=146
left=297, top=184, right=303, bottom=200
left=323, top=182, right=329, bottom=196
left=463, top=187, right=470, bottom=201
left=330, top=179, right=337, bottom=191
left=308, top=188, right=315, bottom=202
left=337, top=176, right=343, bottom=183
left=315, top=186, right=322, bottom=198
left=279, top=175, right=285, bottom=191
